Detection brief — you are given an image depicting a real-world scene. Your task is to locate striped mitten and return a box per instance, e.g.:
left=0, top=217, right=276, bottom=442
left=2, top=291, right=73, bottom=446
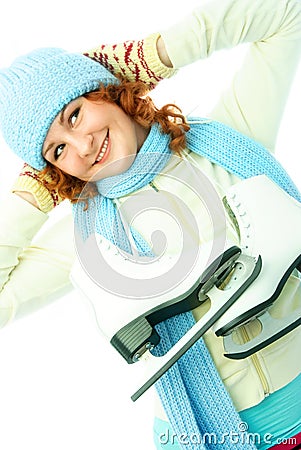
left=84, top=33, right=176, bottom=89
left=12, top=163, right=63, bottom=213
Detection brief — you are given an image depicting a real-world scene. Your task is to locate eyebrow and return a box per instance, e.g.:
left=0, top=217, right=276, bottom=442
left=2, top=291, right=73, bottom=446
left=43, top=104, right=68, bottom=157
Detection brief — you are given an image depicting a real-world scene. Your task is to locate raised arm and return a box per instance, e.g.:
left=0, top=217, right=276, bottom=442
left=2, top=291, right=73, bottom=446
left=0, top=192, right=74, bottom=328
left=159, top=0, right=301, bottom=151
left=83, top=0, right=301, bottom=151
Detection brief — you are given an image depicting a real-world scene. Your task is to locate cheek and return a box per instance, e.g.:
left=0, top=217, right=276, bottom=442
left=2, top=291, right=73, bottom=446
left=57, top=157, right=83, bottom=178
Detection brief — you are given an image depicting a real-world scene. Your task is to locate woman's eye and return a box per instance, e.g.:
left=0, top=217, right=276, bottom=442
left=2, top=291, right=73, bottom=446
left=69, top=108, right=80, bottom=126
left=54, top=144, right=65, bottom=160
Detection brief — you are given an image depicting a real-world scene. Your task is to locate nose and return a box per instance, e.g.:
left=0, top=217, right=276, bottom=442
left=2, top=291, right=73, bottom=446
left=71, top=132, right=93, bottom=158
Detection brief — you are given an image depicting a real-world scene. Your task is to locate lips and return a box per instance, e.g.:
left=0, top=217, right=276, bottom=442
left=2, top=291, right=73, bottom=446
left=93, top=131, right=110, bottom=165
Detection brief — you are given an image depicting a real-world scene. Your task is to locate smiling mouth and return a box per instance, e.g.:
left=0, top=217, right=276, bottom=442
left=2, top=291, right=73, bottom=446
left=93, top=131, right=109, bottom=165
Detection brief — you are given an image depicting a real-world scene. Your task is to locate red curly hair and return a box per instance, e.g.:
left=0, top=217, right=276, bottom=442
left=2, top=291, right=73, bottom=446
left=40, top=78, right=190, bottom=204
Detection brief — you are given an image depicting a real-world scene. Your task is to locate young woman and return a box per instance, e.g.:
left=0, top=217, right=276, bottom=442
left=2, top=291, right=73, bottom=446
left=0, top=0, right=300, bottom=448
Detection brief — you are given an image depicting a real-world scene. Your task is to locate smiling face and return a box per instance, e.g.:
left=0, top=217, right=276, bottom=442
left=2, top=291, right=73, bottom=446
left=42, top=96, right=149, bottom=181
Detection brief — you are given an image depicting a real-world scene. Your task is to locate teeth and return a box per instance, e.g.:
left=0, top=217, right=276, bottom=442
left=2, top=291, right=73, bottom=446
left=95, top=136, right=109, bottom=163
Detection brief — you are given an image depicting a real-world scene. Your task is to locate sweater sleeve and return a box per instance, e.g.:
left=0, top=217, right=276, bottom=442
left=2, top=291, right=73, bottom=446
left=160, top=0, right=301, bottom=151
left=0, top=193, right=74, bottom=328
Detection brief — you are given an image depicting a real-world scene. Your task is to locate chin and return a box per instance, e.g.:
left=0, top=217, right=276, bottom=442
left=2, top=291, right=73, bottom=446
left=114, top=159, right=135, bottom=175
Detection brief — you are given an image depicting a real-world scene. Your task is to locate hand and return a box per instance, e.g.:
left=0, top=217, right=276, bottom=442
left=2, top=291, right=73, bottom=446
left=156, top=36, right=172, bottom=68
left=12, top=163, right=63, bottom=213
left=14, top=190, right=39, bottom=209
left=84, top=33, right=175, bottom=89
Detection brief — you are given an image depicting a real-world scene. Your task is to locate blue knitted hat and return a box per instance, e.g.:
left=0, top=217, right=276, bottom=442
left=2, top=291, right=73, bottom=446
left=0, top=48, right=118, bottom=170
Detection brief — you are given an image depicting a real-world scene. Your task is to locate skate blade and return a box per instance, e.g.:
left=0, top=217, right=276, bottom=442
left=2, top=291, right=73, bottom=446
left=131, top=254, right=261, bottom=401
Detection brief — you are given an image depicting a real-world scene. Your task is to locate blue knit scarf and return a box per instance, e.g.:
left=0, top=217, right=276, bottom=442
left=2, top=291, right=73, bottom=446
left=73, top=119, right=301, bottom=450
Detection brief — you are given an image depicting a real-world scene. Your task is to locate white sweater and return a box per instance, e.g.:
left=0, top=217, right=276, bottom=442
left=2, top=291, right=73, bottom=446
left=0, top=0, right=300, bottom=414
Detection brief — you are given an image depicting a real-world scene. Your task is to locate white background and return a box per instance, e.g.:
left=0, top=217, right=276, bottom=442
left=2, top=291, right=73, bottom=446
left=0, top=1, right=300, bottom=449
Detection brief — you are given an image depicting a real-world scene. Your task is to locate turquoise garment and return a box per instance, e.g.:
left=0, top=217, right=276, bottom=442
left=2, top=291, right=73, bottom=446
left=239, top=373, right=301, bottom=449
left=153, top=374, right=301, bottom=450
